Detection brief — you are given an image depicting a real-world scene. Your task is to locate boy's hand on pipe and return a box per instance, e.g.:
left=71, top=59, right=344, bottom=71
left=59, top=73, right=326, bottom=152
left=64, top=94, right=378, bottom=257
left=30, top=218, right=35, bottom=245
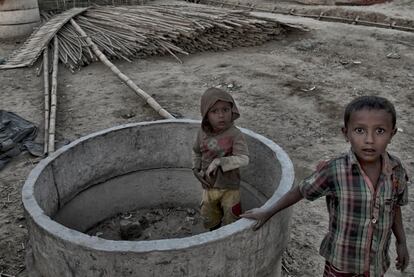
left=241, top=187, right=303, bottom=231
left=240, top=208, right=272, bottom=231
left=395, top=241, right=409, bottom=272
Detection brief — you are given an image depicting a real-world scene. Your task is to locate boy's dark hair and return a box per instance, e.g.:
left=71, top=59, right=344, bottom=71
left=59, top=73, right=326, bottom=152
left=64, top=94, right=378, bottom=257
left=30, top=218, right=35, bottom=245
left=344, top=96, right=396, bottom=128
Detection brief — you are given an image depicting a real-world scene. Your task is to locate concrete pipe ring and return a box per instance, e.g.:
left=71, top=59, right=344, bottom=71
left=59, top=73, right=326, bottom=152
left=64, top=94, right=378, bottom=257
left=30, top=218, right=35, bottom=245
left=23, top=119, right=294, bottom=277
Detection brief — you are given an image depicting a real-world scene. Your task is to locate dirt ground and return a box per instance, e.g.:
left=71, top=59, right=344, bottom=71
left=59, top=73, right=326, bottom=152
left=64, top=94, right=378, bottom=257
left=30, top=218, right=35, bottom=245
left=0, top=1, right=413, bottom=276
left=86, top=206, right=205, bottom=241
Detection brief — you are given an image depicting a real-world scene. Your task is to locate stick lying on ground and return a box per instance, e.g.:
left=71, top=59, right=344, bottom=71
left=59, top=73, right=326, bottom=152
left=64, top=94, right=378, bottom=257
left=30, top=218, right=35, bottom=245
left=70, top=18, right=175, bottom=119
left=48, top=36, right=59, bottom=153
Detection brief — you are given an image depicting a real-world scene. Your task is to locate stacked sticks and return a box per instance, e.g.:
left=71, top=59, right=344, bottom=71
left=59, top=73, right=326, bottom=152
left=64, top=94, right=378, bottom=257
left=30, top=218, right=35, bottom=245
left=48, top=4, right=286, bottom=71
left=38, top=3, right=293, bottom=153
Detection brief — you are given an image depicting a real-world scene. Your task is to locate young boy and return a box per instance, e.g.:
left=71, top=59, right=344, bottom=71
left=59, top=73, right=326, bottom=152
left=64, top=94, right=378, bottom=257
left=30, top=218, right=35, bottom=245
left=192, top=87, right=249, bottom=231
left=241, top=96, right=409, bottom=276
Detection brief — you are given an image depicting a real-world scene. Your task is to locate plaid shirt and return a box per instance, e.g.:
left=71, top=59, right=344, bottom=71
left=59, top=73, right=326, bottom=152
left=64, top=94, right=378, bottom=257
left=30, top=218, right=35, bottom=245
left=299, top=150, right=409, bottom=276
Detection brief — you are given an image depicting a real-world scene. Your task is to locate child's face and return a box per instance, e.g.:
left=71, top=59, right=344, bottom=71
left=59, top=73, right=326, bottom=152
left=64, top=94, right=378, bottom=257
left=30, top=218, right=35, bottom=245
left=342, top=108, right=396, bottom=166
left=207, top=100, right=232, bottom=133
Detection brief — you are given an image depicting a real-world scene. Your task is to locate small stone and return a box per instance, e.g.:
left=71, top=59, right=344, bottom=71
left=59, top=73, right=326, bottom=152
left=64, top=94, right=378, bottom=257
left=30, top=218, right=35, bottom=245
left=386, top=52, right=401, bottom=59
left=185, top=216, right=195, bottom=222
left=121, top=213, right=132, bottom=220
left=121, top=111, right=136, bottom=119
left=295, top=40, right=314, bottom=51
left=170, top=111, right=184, bottom=118
left=138, top=216, right=149, bottom=228
left=187, top=216, right=198, bottom=225
left=144, top=213, right=158, bottom=224
left=181, top=226, right=192, bottom=233
left=186, top=208, right=196, bottom=216
left=120, top=220, right=143, bottom=240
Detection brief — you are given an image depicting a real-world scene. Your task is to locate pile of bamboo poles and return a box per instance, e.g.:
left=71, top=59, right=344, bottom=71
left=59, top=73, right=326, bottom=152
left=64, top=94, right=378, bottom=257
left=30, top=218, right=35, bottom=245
left=46, top=3, right=287, bottom=71
left=39, top=3, right=295, bottom=154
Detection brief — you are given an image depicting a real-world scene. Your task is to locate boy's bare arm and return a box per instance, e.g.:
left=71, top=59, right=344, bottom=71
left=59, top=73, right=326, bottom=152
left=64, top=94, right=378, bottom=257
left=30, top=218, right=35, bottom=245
left=240, top=186, right=303, bottom=230
left=392, top=206, right=409, bottom=272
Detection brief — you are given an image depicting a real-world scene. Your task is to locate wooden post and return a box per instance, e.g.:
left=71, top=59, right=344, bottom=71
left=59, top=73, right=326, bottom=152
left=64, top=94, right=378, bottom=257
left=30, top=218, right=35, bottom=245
left=48, top=36, right=59, bottom=153
left=70, top=18, right=175, bottom=119
left=43, top=47, right=50, bottom=154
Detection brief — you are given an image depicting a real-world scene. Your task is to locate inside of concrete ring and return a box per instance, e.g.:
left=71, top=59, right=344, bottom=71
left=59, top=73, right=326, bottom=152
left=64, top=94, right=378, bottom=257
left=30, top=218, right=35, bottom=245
left=23, top=119, right=294, bottom=249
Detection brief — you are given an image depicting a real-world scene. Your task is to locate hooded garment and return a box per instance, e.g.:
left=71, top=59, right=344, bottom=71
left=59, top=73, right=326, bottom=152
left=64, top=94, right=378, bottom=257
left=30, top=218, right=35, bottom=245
left=193, top=87, right=249, bottom=189
left=200, top=87, right=240, bottom=134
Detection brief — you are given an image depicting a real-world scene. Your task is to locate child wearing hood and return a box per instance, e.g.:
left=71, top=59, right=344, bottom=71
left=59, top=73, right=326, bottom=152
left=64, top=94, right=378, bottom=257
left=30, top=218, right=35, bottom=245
left=192, top=87, right=249, bottom=231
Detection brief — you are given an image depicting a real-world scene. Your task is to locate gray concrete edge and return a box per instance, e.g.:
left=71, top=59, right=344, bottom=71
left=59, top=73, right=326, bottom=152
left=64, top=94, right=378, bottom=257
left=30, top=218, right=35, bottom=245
left=22, top=119, right=295, bottom=252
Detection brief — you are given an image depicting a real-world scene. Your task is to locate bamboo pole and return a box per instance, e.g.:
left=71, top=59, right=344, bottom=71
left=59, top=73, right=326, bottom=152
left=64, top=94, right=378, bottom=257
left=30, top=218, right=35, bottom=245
left=43, top=47, right=50, bottom=154
left=70, top=18, right=175, bottom=119
left=48, top=36, right=59, bottom=154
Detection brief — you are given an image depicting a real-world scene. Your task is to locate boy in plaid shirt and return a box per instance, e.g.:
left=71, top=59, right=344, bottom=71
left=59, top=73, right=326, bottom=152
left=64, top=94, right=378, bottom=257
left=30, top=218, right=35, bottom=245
left=241, top=96, right=409, bottom=276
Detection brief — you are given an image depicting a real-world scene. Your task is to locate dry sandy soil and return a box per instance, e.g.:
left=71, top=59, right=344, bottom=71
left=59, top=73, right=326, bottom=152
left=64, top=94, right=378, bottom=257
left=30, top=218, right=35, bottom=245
left=0, top=1, right=413, bottom=276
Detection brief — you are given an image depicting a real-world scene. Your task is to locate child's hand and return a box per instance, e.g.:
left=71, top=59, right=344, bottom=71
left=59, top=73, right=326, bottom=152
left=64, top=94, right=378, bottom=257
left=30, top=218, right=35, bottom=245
left=192, top=169, right=212, bottom=189
left=206, top=158, right=220, bottom=177
left=240, top=208, right=271, bottom=231
left=395, top=241, right=409, bottom=272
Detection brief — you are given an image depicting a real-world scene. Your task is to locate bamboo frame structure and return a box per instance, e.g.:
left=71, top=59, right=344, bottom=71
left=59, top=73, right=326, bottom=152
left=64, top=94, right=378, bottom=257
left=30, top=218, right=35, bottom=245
left=43, top=47, right=50, bottom=154
left=70, top=18, right=175, bottom=119
left=48, top=37, right=59, bottom=153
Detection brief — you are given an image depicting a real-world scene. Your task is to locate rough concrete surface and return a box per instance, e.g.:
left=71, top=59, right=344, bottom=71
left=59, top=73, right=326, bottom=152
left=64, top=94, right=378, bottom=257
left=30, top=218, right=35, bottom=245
left=22, top=120, right=294, bottom=276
